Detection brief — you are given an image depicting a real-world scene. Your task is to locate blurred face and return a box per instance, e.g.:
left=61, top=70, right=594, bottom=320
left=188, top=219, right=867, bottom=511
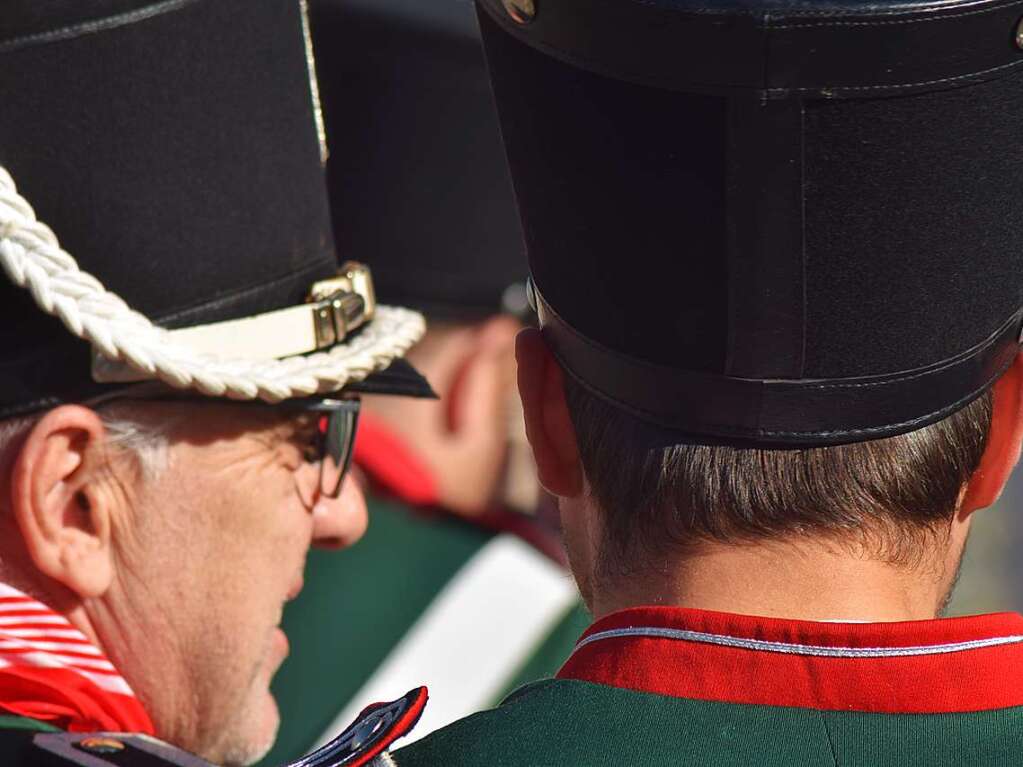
left=361, top=316, right=524, bottom=517
left=99, top=403, right=367, bottom=766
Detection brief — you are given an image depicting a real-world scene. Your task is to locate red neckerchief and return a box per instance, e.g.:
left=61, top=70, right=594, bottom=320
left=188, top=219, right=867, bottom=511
left=0, top=584, right=154, bottom=733
left=353, top=410, right=440, bottom=507
left=558, top=606, right=1023, bottom=714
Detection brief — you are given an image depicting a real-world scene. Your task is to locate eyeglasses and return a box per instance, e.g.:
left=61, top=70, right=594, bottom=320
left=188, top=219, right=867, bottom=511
left=286, top=398, right=361, bottom=500
left=84, top=385, right=362, bottom=501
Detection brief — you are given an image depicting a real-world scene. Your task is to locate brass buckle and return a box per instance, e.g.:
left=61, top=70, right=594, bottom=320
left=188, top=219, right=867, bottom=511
left=309, top=262, right=377, bottom=349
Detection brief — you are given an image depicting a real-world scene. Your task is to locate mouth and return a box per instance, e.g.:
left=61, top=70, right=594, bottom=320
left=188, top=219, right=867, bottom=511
left=269, top=577, right=304, bottom=665
left=271, top=626, right=290, bottom=669
left=272, top=580, right=302, bottom=638
left=285, top=576, right=305, bottom=603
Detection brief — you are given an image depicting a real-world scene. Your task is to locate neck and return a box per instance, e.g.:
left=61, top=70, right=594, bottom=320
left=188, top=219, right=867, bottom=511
left=590, top=535, right=962, bottom=623
left=0, top=555, right=103, bottom=652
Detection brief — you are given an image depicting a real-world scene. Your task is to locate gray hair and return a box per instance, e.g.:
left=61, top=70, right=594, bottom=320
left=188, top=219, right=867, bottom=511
left=0, top=403, right=171, bottom=481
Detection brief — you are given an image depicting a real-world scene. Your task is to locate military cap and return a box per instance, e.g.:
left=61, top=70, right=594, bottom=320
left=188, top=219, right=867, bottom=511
left=477, top=0, right=1023, bottom=445
left=0, top=0, right=431, bottom=419
left=310, top=0, right=528, bottom=321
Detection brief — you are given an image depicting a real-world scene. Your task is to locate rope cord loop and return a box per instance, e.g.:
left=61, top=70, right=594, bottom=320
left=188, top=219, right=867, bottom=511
left=0, top=166, right=425, bottom=403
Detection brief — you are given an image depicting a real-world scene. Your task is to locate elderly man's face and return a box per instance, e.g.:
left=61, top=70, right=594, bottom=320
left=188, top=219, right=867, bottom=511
left=95, top=402, right=368, bottom=765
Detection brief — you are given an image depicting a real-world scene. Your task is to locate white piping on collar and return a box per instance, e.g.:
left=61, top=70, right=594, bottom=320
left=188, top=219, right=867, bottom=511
left=573, top=626, right=1023, bottom=659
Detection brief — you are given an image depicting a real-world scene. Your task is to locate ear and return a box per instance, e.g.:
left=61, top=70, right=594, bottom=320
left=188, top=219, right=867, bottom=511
left=961, top=353, right=1023, bottom=517
left=10, top=406, right=115, bottom=598
left=515, top=328, right=583, bottom=498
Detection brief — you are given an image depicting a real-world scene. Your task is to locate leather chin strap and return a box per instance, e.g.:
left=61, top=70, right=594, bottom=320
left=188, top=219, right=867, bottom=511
left=531, top=281, right=1023, bottom=446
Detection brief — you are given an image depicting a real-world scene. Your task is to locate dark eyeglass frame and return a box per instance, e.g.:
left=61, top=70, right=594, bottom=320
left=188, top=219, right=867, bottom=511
left=281, top=397, right=361, bottom=500
left=83, top=385, right=362, bottom=501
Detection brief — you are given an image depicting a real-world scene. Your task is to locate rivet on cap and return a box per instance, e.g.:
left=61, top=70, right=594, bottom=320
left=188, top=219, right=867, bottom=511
left=1016, top=16, right=1023, bottom=50
left=78, top=737, right=126, bottom=755
left=503, top=0, right=536, bottom=25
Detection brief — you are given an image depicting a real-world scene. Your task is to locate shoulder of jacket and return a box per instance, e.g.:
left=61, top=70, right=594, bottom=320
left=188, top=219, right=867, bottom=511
left=285, top=686, right=428, bottom=767
left=18, top=686, right=428, bottom=767
left=27, top=732, right=213, bottom=766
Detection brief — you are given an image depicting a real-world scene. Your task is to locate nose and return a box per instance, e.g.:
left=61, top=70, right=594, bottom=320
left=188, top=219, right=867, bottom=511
left=311, top=472, right=368, bottom=550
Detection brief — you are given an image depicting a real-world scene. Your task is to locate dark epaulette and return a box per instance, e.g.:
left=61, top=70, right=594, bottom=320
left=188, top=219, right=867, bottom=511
left=23, top=731, right=214, bottom=767
left=281, top=687, right=427, bottom=767
left=16, top=687, right=428, bottom=767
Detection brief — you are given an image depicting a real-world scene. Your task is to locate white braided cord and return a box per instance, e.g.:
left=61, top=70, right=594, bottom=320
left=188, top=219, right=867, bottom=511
left=0, top=166, right=425, bottom=402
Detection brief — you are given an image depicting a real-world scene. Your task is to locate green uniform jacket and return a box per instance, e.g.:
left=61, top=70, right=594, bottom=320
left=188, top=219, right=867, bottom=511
left=391, top=606, right=1023, bottom=766
left=393, top=678, right=1023, bottom=766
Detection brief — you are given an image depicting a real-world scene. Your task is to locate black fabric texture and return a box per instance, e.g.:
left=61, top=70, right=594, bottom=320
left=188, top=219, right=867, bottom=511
left=477, top=6, right=1023, bottom=444
left=725, top=97, right=806, bottom=379
left=803, top=68, right=1023, bottom=378
left=312, top=0, right=526, bottom=320
left=0, top=0, right=184, bottom=43
left=345, top=358, right=437, bottom=400
left=0, top=0, right=337, bottom=412
left=479, top=9, right=730, bottom=373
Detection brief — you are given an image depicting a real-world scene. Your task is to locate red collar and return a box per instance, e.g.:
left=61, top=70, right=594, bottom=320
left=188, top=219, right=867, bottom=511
left=352, top=410, right=439, bottom=507
left=557, top=606, right=1023, bottom=714
left=0, top=584, right=154, bottom=733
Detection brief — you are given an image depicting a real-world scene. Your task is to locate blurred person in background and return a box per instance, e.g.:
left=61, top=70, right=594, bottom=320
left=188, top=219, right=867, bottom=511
left=257, top=1, right=588, bottom=763
left=387, top=0, right=1023, bottom=765
left=0, top=2, right=435, bottom=766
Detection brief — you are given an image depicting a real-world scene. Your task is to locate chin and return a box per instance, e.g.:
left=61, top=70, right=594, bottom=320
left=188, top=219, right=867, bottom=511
left=215, top=688, right=280, bottom=767
left=205, top=625, right=288, bottom=766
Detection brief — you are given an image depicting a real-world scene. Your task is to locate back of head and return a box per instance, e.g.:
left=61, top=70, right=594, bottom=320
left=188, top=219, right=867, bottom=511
left=475, top=0, right=1023, bottom=571
left=565, top=376, right=992, bottom=574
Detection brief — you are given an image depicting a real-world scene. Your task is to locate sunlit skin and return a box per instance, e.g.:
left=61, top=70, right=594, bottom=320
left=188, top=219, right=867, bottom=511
left=515, top=326, right=1023, bottom=623
left=0, top=401, right=367, bottom=766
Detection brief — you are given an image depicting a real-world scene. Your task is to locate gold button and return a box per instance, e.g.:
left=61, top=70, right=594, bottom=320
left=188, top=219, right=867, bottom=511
left=78, top=737, right=126, bottom=755
left=503, top=0, right=536, bottom=25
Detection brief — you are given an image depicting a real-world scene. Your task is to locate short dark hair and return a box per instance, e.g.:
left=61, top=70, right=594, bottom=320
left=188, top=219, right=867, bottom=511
left=563, top=375, right=992, bottom=572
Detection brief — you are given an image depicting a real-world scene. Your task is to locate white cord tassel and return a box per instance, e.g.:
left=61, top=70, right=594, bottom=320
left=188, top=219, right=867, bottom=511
left=0, top=166, right=425, bottom=402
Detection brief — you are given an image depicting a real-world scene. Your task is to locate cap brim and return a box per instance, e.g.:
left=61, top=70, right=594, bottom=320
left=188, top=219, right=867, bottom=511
left=343, top=357, right=436, bottom=399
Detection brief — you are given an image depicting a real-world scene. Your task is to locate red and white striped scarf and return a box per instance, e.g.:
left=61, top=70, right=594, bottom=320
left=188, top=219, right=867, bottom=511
left=0, top=583, right=154, bottom=733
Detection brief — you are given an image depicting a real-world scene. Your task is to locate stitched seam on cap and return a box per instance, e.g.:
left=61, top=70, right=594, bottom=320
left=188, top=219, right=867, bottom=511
left=555, top=344, right=1006, bottom=440
left=621, top=0, right=1019, bottom=20
left=766, top=59, right=1023, bottom=95
left=0, top=0, right=201, bottom=55
left=774, top=0, right=1023, bottom=28
left=481, top=0, right=1023, bottom=96
left=544, top=277, right=1019, bottom=392
left=759, top=373, right=1007, bottom=437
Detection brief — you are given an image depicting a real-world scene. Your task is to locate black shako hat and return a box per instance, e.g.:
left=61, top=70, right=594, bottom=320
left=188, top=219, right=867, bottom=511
left=310, top=0, right=529, bottom=321
left=476, top=0, right=1023, bottom=446
left=0, top=0, right=431, bottom=420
